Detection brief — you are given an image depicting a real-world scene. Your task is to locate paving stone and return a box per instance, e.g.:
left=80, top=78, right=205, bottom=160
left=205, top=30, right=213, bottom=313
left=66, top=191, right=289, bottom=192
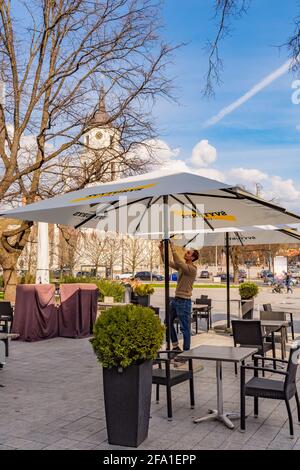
left=1, top=331, right=300, bottom=451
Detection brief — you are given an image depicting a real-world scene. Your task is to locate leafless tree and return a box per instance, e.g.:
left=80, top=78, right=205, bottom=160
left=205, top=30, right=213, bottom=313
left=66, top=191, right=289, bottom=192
left=204, top=1, right=300, bottom=96
left=80, top=231, right=107, bottom=275
left=204, top=0, right=251, bottom=97
left=102, top=235, right=122, bottom=278
left=0, top=0, right=176, bottom=300
left=57, top=226, right=81, bottom=275
left=123, top=236, right=148, bottom=273
left=80, top=230, right=121, bottom=277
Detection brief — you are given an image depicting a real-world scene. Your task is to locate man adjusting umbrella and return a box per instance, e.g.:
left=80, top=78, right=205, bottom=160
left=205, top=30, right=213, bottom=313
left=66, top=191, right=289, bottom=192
left=159, top=241, right=199, bottom=354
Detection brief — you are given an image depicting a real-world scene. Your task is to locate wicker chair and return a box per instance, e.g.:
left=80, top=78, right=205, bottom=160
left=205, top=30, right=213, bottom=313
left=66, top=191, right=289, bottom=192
left=0, top=301, right=13, bottom=356
left=263, top=303, right=295, bottom=340
left=232, top=320, right=276, bottom=376
left=192, top=298, right=212, bottom=333
left=240, top=341, right=300, bottom=438
left=152, top=350, right=195, bottom=420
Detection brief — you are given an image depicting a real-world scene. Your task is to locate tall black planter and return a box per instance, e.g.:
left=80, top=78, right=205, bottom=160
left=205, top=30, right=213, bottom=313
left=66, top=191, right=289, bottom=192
left=241, top=299, right=254, bottom=319
left=136, top=295, right=150, bottom=307
left=131, top=294, right=150, bottom=307
left=103, top=360, right=152, bottom=447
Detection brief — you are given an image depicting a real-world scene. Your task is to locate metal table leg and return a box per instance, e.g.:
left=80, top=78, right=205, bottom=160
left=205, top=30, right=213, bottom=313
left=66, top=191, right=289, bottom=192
left=193, top=361, right=240, bottom=429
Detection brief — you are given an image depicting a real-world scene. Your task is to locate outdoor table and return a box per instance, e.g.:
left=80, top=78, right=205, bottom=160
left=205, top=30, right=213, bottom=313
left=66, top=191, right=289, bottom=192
left=0, top=333, right=19, bottom=365
left=0, top=333, right=19, bottom=340
left=178, top=345, right=257, bottom=429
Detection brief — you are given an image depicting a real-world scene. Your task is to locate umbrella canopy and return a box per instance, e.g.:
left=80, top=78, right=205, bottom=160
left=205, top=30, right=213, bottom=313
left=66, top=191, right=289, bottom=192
left=2, top=170, right=300, bottom=347
left=170, top=226, right=300, bottom=248
left=1, top=171, right=300, bottom=232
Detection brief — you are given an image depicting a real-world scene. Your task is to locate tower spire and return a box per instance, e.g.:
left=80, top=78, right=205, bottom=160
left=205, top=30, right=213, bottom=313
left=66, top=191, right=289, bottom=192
left=89, top=87, right=111, bottom=127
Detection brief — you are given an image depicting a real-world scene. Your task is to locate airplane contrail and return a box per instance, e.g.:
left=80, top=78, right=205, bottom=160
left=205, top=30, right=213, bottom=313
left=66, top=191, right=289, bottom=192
left=203, top=59, right=292, bottom=128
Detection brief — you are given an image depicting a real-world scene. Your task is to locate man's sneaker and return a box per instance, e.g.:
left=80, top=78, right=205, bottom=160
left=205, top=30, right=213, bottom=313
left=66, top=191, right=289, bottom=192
left=172, top=346, right=183, bottom=353
left=169, top=346, right=182, bottom=360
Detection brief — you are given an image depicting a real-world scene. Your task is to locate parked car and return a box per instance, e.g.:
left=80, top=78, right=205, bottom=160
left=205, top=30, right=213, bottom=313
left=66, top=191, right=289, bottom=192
left=239, top=269, right=247, bottom=279
left=199, top=270, right=210, bottom=279
left=76, top=271, right=94, bottom=278
left=220, top=273, right=234, bottom=283
left=51, top=268, right=72, bottom=278
left=220, top=273, right=244, bottom=283
left=134, top=271, right=164, bottom=281
left=259, top=269, right=273, bottom=279
left=114, top=272, right=134, bottom=280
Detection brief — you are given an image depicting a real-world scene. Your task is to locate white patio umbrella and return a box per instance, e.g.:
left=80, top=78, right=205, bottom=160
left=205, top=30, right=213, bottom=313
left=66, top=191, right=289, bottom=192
left=166, top=226, right=300, bottom=327
left=2, top=170, right=300, bottom=346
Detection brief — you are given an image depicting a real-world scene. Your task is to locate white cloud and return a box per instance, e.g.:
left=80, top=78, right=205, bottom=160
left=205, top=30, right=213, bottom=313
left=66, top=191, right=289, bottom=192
left=203, top=60, right=292, bottom=128
left=195, top=167, right=226, bottom=182
left=151, top=138, right=300, bottom=210
left=264, top=176, right=300, bottom=202
left=136, top=138, right=180, bottom=163
left=190, top=140, right=217, bottom=168
left=229, top=168, right=268, bottom=186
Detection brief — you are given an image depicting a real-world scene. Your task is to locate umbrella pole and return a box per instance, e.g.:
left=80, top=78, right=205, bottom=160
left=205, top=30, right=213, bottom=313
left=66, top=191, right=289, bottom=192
left=163, top=195, right=171, bottom=350
left=225, top=232, right=231, bottom=329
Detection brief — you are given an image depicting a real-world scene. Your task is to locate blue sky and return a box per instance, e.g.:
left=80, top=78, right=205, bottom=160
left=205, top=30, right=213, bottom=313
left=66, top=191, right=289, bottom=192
left=153, top=0, right=300, bottom=207
left=9, top=0, right=300, bottom=209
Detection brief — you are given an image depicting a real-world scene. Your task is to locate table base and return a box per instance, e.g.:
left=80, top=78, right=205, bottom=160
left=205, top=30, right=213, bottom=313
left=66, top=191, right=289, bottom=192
left=194, top=409, right=240, bottom=429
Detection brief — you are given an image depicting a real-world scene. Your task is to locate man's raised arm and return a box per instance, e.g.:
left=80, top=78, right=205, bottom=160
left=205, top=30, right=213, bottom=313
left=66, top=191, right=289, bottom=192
left=159, top=240, right=178, bottom=269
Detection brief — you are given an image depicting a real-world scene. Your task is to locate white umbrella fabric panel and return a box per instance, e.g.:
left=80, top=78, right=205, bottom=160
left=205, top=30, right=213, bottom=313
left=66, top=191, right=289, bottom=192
left=171, top=227, right=300, bottom=249
left=1, top=171, right=300, bottom=233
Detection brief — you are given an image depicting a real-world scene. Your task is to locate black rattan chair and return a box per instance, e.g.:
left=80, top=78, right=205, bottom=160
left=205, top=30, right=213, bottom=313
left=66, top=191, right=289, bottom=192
left=232, top=320, right=276, bottom=376
left=152, top=350, right=195, bottom=420
left=260, top=310, right=288, bottom=360
left=192, top=298, right=212, bottom=333
left=0, top=301, right=13, bottom=356
left=263, top=303, right=295, bottom=340
left=240, top=341, right=300, bottom=438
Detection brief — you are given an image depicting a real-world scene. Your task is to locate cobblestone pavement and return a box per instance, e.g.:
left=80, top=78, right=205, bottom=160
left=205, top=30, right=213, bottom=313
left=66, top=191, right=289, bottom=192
left=0, top=330, right=300, bottom=451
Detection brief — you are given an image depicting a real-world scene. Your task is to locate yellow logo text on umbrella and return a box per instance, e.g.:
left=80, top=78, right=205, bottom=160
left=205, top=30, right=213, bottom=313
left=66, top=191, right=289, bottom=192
left=173, top=210, right=236, bottom=221
left=70, top=183, right=157, bottom=203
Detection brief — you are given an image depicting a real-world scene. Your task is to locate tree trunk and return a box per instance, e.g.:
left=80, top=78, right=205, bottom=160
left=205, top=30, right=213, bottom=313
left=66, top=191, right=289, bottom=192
left=2, top=256, right=19, bottom=303
left=0, top=219, right=33, bottom=302
left=230, top=247, right=240, bottom=284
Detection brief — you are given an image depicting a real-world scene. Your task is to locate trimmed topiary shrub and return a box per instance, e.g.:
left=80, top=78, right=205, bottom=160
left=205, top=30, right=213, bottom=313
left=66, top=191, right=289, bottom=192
left=239, top=281, right=259, bottom=300
left=91, top=304, right=165, bottom=369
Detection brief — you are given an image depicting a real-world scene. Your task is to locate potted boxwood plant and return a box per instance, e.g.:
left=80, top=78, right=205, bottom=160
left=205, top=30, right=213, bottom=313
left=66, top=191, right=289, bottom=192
left=132, top=284, right=155, bottom=307
left=90, top=304, right=165, bottom=447
left=239, top=282, right=259, bottom=319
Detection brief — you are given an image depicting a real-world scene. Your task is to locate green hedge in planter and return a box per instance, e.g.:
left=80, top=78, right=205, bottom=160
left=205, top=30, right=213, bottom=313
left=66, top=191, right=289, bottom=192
left=91, top=304, right=165, bottom=369
left=239, top=282, right=259, bottom=300
left=59, top=275, right=93, bottom=284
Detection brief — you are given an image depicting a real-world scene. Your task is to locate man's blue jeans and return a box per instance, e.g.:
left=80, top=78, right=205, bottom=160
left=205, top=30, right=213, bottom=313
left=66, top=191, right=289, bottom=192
left=168, top=298, right=192, bottom=351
